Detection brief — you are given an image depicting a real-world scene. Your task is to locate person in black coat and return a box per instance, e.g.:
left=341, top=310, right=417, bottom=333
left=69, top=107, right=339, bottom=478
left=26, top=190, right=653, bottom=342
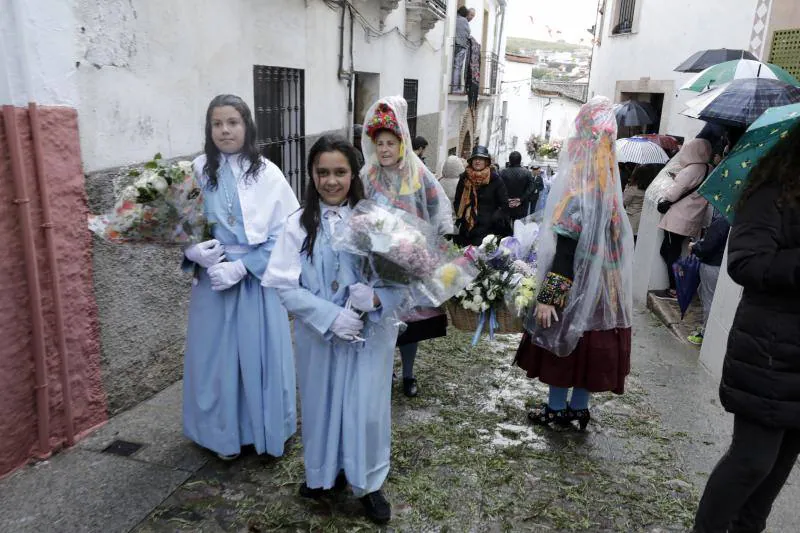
left=453, top=146, right=511, bottom=246
left=693, top=122, right=800, bottom=533
left=500, top=151, right=543, bottom=220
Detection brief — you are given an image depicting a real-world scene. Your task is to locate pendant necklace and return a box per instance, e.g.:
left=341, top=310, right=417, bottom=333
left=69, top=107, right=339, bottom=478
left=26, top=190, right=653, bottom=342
left=219, top=170, right=237, bottom=226
left=323, top=213, right=341, bottom=293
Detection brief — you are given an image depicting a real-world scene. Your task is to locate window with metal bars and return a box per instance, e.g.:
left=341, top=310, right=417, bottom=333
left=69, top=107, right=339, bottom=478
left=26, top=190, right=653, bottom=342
left=769, top=29, right=800, bottom=79
left=253, top=65, right=306, bottom=198
left=403, top=79, right=419, bottom=138
left=612, top=0, right=635, bottom=35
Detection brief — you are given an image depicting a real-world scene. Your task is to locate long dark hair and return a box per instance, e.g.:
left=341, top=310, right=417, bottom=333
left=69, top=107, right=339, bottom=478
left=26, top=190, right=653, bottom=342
left=202, top=94, right=263, bottom=189
left=737, top=121, right=800, bottom=212
left=631, top=163, right=663, bottom=191
left=300, top=135, right=366, bottom=259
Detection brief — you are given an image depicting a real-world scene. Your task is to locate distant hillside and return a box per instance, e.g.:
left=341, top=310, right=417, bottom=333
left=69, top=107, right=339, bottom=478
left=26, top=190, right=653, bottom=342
left=506, top=37, right=589, bottom=55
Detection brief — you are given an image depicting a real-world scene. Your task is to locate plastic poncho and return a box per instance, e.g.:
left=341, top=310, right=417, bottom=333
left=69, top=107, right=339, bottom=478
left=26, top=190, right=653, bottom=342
left=526, top=96, right=634, bottom=356
left=360, top=96, right=454, bottom=236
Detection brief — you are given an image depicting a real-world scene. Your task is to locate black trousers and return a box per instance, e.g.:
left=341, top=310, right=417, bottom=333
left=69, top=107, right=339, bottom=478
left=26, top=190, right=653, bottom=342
left=660, top=231, right=686, bottom=290
left=694, top=415, right=800, bottom=533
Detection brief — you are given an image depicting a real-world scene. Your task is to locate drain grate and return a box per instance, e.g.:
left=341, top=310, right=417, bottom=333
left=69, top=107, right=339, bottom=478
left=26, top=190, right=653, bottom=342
left=102, top=439, right=144, bottom=457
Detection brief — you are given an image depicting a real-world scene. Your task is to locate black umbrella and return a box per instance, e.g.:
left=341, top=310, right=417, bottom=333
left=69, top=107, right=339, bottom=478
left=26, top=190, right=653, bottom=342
left=614, top=100, right=657, bottom=127
left=675, top=48, right=758, bottom=73
left=697, top=78, right=800, bottom=128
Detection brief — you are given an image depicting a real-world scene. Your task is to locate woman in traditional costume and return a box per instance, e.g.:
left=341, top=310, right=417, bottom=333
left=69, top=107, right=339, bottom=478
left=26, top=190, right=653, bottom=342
left=515, top=96, right=634, bottom=430
left=360, top=96, right=454, bottom=398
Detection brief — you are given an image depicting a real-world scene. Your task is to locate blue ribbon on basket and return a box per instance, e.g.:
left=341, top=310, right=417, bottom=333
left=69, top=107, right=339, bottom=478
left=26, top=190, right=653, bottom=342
left=471, top=307, right=500, bottom=346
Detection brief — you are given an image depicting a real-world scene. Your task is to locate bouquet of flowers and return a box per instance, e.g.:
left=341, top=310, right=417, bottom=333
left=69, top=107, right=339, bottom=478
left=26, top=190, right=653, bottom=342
left=331, top=200, right=477, bottom=307
left=450, top=234, right=539, bottom=343
left=88, top=154, right=208, bottom=244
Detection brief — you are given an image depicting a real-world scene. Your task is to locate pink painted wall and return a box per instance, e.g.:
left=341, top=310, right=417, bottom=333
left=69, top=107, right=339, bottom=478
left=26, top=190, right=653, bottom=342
left=0, top=106, right=107, bottom=478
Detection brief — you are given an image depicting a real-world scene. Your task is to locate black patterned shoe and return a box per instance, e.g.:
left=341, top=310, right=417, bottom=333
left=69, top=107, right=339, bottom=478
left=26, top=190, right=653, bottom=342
left=527, top=403, right=572, bottom=429
left=567, top=406, right=591, bottom=431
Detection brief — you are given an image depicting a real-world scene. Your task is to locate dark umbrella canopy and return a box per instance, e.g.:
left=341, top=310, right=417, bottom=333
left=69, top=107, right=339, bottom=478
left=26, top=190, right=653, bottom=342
left=698, top=78, right=800, bottom=128
left=675, top=48, right=758, bottom=73
left=615, top=100, right=657, bottom=127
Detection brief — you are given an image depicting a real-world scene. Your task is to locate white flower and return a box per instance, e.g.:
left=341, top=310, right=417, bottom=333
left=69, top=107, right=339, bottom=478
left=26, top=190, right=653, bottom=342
left=177, top=160, right=193, bottom=174
left=480, top=302, right=490, bottom=312
left=481, top=234, right=496, bottom=247
left=473, top=294, right=483, bottom=304
left=482, top=279, right=489, bottom=288
left=466, top=282, right=475, bottom=291
left=121, top=186, right=138, bottom=201
left=456, top=290, right=467, bottom=298
left=487, top=291, right=496, bottom=301
left=150, top=175, right=169, bottom=194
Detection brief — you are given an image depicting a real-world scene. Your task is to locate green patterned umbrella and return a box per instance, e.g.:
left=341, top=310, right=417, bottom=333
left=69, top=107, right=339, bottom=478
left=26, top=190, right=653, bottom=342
left=699, top=102, right=800, bottom=221
left=681, top=59, right=800, bottom=92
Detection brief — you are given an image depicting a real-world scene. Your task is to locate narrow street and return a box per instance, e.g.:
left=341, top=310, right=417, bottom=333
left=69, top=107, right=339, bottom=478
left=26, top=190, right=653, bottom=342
left=2, top=309, right=796, bottom=532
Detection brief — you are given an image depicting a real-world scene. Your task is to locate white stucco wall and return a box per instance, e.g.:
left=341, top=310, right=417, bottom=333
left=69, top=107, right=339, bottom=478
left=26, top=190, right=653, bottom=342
left=69, top=0, right=446, bottom=172
left=588, top=0, right=759, bottom=139
left=0, top=0, right=80, bottom=106
left=497, top=60, right=581, bottom=165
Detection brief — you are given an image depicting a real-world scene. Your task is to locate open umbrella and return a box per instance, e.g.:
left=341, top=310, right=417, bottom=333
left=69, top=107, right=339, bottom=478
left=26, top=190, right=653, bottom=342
left=635, top=134, right=681, bottom=155
left=698, top=102, right=800, bottom=221
left=673, top=255, right=701, bottom=319
left=681, top=78, right=800, bottom=127
left=675, top=48, right=757, bottom=73
left=681, top=59, right=800, bottom=92
left=615, top=137, right=670, bottom=164
left=614, top=100, right=657, bottom=127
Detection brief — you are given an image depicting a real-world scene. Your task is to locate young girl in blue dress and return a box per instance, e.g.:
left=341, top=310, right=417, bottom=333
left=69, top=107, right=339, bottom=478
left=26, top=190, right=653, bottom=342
left=182, top=94, right=299, bottom=460
left=263, top=135, right=404, bottom=525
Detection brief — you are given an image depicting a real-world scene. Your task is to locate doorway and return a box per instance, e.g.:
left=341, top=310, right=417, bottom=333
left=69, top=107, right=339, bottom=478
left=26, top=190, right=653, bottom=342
left=619, top=91, right=664, bottom=137
left=353, top=72, right=381, bottom=127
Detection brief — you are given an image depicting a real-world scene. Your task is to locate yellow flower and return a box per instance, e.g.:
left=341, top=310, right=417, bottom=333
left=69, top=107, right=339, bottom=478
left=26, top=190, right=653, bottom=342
left=437, top=264, right=459, bottom=288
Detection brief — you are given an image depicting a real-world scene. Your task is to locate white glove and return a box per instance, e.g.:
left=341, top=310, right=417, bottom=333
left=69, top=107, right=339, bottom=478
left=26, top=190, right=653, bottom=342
left=348, top=283, right=378, bottom=312
left=207, top=260, right=247, bottom=291
left=185, top=239, right=225, bottom=268
left=329, top=309, right=364, bottom=340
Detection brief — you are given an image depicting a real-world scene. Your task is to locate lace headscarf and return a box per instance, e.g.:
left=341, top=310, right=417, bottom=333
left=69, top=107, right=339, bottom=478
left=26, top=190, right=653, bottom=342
left=526, top=96, right=634, bottom=356
left=361, top=96, right=454, bottom=235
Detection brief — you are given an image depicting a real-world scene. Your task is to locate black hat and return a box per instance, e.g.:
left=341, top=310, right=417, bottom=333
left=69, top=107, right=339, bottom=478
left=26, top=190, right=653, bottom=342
left=468, top=145, right=491, bottom=163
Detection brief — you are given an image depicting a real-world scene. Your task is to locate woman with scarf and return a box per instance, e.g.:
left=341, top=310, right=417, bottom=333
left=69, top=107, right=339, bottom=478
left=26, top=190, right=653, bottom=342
left=361, top=96, right=454, bottom=398
left=514, top=97, right=634, bottom=431
left=453, top=146, right=511, bottom=246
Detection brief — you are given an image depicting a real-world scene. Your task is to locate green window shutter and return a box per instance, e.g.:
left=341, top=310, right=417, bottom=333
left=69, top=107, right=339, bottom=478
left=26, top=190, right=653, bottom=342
left=769, top=29, right=800, bottom=78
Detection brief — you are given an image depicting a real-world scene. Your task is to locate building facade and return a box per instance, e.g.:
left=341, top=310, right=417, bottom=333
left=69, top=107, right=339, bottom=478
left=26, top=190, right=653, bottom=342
left=439, top=0, right=508, bottom=169
left=586, top=0, right=800, bottom=379
left=0, top=0, right=450, bottom=476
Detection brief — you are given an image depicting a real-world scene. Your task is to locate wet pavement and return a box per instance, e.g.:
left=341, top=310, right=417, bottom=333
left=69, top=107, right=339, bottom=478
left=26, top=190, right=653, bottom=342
left=0, top=309, right=797, bottom=532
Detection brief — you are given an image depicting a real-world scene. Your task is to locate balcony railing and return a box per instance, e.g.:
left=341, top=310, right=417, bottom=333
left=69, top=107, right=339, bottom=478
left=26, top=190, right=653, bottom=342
left=481, top=52, right=500, bottom=96
left=406, top=0, right=446, bottom=33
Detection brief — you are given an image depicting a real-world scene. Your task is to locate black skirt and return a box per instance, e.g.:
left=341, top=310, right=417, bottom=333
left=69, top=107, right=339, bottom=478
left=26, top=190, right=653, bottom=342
left=396, top=314, right=448, bottom=346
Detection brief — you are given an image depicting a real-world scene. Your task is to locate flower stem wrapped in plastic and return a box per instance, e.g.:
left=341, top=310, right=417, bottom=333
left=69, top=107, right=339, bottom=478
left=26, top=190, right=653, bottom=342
left=331, top=200, right=476, bottom=306
left=88, top=153, right=209, bottom=244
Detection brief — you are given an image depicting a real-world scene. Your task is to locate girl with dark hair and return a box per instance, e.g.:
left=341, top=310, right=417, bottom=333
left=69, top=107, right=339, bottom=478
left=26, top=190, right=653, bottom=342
left=182, top=94, right=299, bottom=460
left=692, top=122, right=800, bottom=532
left=263, top=135, right=404, bottom=525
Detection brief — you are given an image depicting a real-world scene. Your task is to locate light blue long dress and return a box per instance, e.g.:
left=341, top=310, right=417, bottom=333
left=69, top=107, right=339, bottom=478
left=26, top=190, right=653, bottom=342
left=264, top=205, right=404, bottom=496
left=182, top=160, right=296, bottom=457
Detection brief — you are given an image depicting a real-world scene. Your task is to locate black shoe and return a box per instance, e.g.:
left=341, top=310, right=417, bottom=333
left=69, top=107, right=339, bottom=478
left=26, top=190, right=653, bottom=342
left=402, top=377, right=418, bottom=397
left=299, top=471, right=348, bottom=499
left=567, top=406, right=591, bottom=431
left=360, top=490, right=391, bottom=524
left=527, top=403, right=572, bottom=429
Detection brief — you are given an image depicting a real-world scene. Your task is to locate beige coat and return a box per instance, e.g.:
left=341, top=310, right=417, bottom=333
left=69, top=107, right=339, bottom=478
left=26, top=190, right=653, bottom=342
left=658, top=139, right=712, bottom=238
left=438, top=155, right=465, bottom=204
left=623, top=185, right=645, bottom=234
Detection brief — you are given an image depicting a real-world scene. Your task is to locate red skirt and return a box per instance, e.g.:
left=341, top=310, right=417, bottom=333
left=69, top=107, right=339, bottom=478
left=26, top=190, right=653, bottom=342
left=514, top=328, right=632, bottom=394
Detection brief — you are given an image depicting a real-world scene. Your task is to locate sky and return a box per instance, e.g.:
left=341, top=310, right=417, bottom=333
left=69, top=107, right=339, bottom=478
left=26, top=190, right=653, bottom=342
left=505, top=0, right=599, bottom=46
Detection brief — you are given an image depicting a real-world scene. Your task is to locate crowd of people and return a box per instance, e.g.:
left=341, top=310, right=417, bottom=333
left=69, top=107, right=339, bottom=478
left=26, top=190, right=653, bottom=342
left=175, top=90, right=799, bottom=529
